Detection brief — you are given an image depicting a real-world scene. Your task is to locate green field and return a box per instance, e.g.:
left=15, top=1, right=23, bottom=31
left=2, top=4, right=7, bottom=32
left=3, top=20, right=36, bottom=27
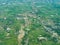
left=0, top=0, right=60, bottom=45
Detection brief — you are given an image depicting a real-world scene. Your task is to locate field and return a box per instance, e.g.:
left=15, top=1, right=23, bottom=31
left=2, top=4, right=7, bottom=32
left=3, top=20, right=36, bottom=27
left=0, top=0, right=60, bottom=45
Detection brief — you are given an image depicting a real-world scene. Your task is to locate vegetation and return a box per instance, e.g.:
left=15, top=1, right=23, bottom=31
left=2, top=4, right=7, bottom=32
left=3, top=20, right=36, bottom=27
left=0, top=0, right=60, bottom=45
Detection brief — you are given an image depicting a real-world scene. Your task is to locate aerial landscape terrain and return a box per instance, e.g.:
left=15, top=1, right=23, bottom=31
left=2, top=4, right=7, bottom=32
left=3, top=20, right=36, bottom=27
left=0, top=0, right=60, bottom=45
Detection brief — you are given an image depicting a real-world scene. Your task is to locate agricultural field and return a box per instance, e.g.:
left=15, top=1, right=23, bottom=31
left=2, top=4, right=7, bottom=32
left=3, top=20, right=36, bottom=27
left=0, top=0, right=60, bottom=45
